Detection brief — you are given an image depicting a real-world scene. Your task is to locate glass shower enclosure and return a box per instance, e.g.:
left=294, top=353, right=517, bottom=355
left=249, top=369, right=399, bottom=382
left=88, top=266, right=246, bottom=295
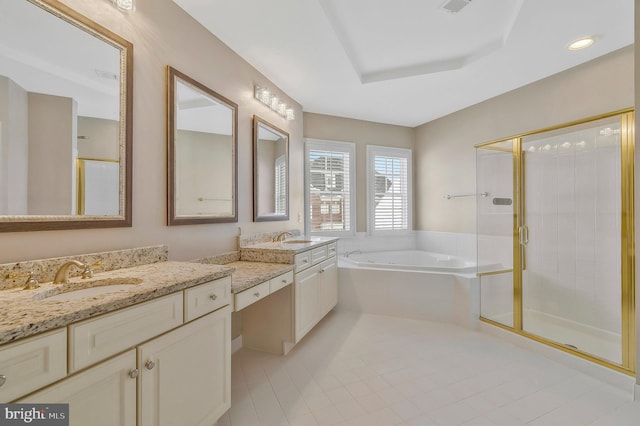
left=476, top=110, right=635, bottom=374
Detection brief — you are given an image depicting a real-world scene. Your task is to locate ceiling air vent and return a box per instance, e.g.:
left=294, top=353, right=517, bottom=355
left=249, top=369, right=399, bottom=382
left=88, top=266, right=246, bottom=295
left=441, top=0, right=472, bottom=14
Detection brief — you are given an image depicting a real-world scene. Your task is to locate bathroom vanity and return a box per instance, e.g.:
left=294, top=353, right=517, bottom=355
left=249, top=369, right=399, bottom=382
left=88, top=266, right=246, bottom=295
left=236, top=236, right=338, bottom=354
left=0, top=250, right=234, bottom=426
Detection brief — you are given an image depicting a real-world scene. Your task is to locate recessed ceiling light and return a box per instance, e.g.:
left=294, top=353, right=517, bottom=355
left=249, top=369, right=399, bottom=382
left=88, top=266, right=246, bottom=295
left=567, top=36, right=596, bottom=51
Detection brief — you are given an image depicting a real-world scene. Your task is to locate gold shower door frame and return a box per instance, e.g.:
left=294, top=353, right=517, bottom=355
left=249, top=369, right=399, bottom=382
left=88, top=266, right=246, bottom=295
left=476, top=109, right=635, bottom=375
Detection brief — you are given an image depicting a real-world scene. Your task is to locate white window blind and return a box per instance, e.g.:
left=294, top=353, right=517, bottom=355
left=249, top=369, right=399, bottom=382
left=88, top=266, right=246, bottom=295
left=274, top=155, right=286, bottom=215
left=305, top=139, right=356, bottom=235
left=367, top=146, right=412, bottom=233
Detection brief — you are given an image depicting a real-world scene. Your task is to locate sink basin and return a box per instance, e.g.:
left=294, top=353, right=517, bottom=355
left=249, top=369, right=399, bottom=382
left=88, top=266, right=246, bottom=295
left=282, top=239, right=312, bottom=244
left=33, top=277, right=143, bottom=301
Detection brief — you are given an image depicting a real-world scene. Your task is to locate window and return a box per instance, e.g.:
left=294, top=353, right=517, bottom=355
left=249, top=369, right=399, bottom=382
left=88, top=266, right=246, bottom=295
left=274, top=155, right=286, bottom=215
left=305, top=139, right=356, bottom=235
left=367, top=146, right=412, bottom=234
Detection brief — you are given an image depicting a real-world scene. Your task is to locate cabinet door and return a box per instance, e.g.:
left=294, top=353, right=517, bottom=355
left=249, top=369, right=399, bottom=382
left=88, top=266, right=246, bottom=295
left=319, top=257, right=338, bottom=317
left=20, top=350, right=137, bottom=426
left=138, top=306, right=231, bottom=426
left=295, top=264, right=321, bottom=342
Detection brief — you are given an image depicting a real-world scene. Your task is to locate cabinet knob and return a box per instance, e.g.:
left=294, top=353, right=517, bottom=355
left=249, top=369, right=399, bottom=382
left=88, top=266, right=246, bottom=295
left=128, top=368, right=140, bottom=379
left=254, top=292, right=260, bottom=298
left=209, top=294, right=218, bottom=301
left=145, top=360, right=156, bottom=370
left=0, top=374, right=6, bottom=387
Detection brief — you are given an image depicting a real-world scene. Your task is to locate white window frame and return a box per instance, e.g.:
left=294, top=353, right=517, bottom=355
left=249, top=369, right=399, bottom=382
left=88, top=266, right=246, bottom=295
left=305, top=139, right=356, bottom=236
left=366, top=145, right=412, bottom=235
left=274, top=154, right=286, bottom=215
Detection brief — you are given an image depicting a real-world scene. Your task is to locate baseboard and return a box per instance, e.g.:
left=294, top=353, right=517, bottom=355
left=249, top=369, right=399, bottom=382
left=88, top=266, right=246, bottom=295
left=231, top=335, right=243, bottom=354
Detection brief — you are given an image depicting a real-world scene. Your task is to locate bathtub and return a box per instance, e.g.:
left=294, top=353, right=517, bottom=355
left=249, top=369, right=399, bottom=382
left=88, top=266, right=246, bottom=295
left=341, top=249, right=477, bottom=274
left=337, top=249, right=480, bottom=327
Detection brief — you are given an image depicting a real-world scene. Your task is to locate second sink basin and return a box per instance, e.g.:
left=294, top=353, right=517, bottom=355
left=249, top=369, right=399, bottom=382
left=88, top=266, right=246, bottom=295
left=33, top=277, right=143, bottom=301
left=282, top=239, right=312, bottom=244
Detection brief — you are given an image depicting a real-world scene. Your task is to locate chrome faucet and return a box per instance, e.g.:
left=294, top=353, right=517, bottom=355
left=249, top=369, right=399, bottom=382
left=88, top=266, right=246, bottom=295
left=53, top=260, right=93, bottom=284
left=273, top=231, right=294, bottom=242
left=344, top=250, right=362, bottom=258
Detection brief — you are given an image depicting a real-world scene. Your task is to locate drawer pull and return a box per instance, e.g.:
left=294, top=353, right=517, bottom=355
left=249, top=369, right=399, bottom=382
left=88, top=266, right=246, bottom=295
left=209, top=294, right=218, bottom=301
left=145, top=360, right=156, bottom=370
left=282, top=279, right=287, bottom=283
left=254, top=292, right=260, bottom=298
left=129, top=368, right=140, bottom=379
left=0, top=374, right=5, bottom=387
left=302, top=259, right=308, bottom=264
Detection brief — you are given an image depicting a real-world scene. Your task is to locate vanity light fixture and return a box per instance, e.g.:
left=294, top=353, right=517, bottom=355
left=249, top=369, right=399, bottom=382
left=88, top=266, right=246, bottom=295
left=567, top=36, right=595, bottom=51
left=254, top=86, right=295, bottom=120
left=112, top=0, right=135, bottom=13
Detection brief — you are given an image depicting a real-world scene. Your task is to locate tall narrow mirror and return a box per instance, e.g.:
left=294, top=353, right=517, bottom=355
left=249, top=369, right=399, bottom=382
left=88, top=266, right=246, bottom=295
left=253, top=116, right=289, bottom=221
left=167, top=67, right=238, bottom=225
left=0, top=0, right=133, bottom=232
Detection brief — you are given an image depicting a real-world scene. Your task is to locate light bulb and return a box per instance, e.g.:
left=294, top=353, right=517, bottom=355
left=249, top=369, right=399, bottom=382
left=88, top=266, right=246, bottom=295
left=113, top=0, right=135, bottom=12
left=269, top=96, right=279, bottom=110
left=285, top=108, right=295, bottom=121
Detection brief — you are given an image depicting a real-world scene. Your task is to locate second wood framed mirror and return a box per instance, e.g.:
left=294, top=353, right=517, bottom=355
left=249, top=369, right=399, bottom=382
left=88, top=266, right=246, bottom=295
left=253, top=116, right=289, bottom=222
left=167, top=67, right=238, bottom=225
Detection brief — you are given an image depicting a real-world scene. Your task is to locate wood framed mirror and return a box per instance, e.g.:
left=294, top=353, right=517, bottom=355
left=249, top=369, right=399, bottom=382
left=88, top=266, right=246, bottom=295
left=253, top=116, right=289, bottom=222
left=0, top=0, right=133, bottom=232
left=167, top=67, right=238, bottom=225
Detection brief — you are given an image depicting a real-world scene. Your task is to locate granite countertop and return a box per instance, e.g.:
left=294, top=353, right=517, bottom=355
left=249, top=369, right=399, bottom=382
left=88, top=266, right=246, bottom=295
left=0, top=261, right=234, bottom=345
left=240, top=236, right=338, bottom=264
left=227, top=261, right=294, bottom=293
left=242, top=236, right=338, bottom=253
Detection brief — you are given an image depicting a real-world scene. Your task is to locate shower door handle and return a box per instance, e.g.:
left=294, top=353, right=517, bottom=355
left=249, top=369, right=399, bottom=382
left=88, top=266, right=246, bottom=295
left=519, top=226, right=529, bottom=271
left=519, top=226, right=529, bottom=246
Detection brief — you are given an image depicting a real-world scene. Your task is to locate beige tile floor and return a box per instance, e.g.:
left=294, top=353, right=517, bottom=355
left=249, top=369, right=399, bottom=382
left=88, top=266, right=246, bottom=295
left=215, top=311, right=640, bottom=425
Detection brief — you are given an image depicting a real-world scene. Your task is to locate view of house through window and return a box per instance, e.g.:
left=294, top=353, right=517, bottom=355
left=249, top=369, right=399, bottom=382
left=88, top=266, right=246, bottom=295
left=305, top=140, right=355, bottom=234
left=367, top=146, right=412, bottom=233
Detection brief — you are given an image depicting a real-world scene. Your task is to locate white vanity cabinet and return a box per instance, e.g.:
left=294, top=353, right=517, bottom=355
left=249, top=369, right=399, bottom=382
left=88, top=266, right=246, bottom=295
left=294, top=242, right=337, bottom=342
left=138, top=305, right=231, bottom=426
left=0, top=328, right=67, bottom=403
left=19, top=350, right=137, bottom=426
left=15, top=276, right=231, bottom=426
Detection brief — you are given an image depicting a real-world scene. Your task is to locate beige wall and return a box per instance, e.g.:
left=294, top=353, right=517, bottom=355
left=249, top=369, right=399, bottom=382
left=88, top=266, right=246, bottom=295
left=414, top=46, right=634, bottom=234
left=28, top=93, right=77, bottom=215
left=303, top=112, right=414, bottom=232
left=0, top=76, right=28, bottom=214
left=77, top=117, right=119, bottom=161
left=0, top=0, right=303, bottom=263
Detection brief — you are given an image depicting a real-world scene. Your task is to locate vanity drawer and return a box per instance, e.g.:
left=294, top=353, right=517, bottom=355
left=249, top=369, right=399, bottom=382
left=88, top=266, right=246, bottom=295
left=0, top=328, right=67, bottom=402
left=327, top=242, right=337, bottom=258
left=235, top=281, right=270, bottom=311
left=295, top=251, right=312, bottom=272
left=69, top=293, right=183, bottom=372
left=269, top=271, right=293, bottom=294
left=311, top=246, right=328, bottom=264
left=184, top=276, right=231, bottom=322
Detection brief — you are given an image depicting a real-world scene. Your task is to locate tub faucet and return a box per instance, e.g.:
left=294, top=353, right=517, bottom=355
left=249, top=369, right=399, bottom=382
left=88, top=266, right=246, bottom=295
left=273, top=231, right=294, bottom=242
left=344, top=250, right=362, bottom=258
left=53, top=260, right=93, bottom=284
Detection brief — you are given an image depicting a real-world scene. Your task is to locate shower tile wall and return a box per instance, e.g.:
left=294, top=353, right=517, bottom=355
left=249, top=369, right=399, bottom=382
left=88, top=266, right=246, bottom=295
left=523, top=129, right=621, bottom=335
